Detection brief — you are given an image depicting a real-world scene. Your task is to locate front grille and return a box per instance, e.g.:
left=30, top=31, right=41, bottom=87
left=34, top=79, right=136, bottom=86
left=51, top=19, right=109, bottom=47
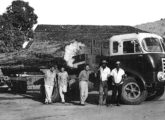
left=162, top=58, right=165, bottom=73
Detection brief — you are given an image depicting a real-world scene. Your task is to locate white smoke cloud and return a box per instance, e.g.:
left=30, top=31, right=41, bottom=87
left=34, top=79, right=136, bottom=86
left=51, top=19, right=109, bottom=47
left=64, top=41, right=85, bottom=68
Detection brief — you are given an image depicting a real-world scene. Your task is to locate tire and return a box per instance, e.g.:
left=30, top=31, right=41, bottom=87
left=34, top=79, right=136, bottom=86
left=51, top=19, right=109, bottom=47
left=19, top=81, right=27, bottom=93
left=10, top=81, right=17, bottom=92
left=121, top=77, right=148, bottom=105
left=11, top=81, right=27, bottom=93
left=146, top=87, right=165, bottom=101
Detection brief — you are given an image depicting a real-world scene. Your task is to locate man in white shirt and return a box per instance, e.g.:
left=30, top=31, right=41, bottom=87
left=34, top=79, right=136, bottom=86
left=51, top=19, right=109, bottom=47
left=40, top=65, right=57, bottom=104
left=111, top=61, right=125, bottom=106
left=98, top=60, right=111, bottom=105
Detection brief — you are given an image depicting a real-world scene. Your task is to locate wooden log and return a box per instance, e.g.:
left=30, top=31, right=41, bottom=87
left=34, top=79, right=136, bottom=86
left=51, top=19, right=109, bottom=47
left=0, top=40, right=75, bottom=71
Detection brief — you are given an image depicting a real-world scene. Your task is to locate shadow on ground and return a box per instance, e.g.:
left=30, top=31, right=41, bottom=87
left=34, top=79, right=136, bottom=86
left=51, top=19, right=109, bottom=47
left=0, top=89, right=43, bottom=102
left=0, top=88, right=114, bottom=106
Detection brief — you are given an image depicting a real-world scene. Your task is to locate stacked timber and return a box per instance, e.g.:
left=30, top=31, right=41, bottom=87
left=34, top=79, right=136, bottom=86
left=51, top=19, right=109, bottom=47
left=0, top=25, right=145, bottom=73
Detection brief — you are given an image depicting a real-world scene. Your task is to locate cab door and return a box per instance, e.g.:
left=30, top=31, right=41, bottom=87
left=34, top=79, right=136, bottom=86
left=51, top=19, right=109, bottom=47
left=110, top=39, right=144, bottom=74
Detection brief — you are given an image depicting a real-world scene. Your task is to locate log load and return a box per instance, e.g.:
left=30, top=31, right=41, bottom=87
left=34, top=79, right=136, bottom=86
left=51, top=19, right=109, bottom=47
left=0, top=40, right=74, bottom=75
left=0, top=25, right=145, bottom=75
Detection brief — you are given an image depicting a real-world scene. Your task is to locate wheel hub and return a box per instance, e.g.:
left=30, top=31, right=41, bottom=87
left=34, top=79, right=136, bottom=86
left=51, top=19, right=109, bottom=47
left=124, top=82, right=141, bottom=99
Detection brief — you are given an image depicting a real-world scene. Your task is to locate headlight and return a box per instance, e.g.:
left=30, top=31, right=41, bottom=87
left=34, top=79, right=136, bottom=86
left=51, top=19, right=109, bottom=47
left=157, top=71, right=165, bottom=81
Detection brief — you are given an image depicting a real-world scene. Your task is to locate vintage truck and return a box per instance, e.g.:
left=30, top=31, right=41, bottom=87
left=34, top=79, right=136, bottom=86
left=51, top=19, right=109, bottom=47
left=91, top=33, right=165, bottom=104
left=69, top=32, right=165, bottom=105
left=0, top=25, right=165, bottom=104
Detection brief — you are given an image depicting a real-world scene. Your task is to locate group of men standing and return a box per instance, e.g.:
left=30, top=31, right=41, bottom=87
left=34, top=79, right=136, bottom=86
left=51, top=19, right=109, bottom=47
left=98, top=60, right=126, bottom=106
left=79, top=60, right=126, bottom=106
left=41, top=59, right=126, bottom=106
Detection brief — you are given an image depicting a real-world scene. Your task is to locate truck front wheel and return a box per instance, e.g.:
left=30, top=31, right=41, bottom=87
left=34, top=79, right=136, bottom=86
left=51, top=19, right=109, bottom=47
left=121, top=77, right=148, bottom=105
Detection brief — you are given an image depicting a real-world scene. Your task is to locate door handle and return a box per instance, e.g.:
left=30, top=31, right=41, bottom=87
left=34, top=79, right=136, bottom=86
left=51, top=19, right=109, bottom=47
left=138, top=54, right=143, bottom=57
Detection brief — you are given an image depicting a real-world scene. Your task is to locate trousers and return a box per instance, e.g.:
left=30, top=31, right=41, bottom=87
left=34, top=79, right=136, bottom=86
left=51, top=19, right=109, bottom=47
left=59, top=85, right=67, bottom=102
left=99, top=81, right=108, bottom=105
left=112, top=84, right=122, bottom=104
left=45, top=85, right=53, bottom=103
left=79, top=81, right=88, bottom=104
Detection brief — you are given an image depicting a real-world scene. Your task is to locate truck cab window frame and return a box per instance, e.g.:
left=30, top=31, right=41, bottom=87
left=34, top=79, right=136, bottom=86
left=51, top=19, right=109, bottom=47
left=142, top=37, right=163, bottom=53
left=123, top=39, right=141, bottom=54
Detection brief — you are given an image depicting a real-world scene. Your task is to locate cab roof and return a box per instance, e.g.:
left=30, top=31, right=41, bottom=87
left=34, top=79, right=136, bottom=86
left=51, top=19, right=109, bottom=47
left=110, top=33, right=162, bottom=42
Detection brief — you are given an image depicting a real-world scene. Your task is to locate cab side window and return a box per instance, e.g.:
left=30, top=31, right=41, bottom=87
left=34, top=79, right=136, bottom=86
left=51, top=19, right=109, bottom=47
left=123, top=41, right=134, bottom=53
left=123, top=40, right=141, bottom=53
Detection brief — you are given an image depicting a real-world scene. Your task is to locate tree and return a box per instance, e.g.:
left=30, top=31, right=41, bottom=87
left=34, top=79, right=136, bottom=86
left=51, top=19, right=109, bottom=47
left=0, top=0, right=38, bottom=53
left=0, top=16, right=25, bottom=52
left=3, top=0, right=38, bottom=33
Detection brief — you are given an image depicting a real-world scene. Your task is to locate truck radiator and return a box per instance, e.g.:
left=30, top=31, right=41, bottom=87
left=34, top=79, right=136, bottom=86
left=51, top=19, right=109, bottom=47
left=162, top=58, right=165, bottom=73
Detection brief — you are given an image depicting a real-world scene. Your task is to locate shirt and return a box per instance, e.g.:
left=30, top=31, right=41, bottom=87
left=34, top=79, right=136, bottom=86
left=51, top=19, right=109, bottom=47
left=43, top=70, right=56, bottom=86
left=78, top=70, right=91, bottom=81
left=100, top=66, right=111, bottom=81
left=111, top=68, right=125, bottom=84
left=58, top=71, right=68, bottom=86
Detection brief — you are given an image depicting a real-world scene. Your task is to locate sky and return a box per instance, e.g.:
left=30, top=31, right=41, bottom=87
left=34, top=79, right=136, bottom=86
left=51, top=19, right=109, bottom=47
left=0, top=0, right=165, bottom=27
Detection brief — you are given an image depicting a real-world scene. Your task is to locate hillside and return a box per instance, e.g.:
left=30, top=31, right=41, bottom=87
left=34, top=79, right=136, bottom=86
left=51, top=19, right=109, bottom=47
left=135, top=19, right=165, bottom=36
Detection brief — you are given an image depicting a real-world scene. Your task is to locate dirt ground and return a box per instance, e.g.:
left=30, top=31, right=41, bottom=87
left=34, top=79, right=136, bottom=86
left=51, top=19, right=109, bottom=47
left=0, top=88, right=165, bottom=120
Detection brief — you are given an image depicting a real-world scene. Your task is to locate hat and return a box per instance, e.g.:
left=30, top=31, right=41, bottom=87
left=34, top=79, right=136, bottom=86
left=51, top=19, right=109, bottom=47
left=116, top=61, right=121, bottom=65
left=102, top=60, right=107, bottom=64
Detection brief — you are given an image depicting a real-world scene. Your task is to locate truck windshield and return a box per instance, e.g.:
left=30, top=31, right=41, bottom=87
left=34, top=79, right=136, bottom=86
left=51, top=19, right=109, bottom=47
left=142, top=37, right=163, bottom=52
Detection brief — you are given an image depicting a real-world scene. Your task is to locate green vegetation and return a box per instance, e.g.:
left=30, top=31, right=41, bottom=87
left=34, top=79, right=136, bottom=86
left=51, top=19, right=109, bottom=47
left=0, top=0, right=38, bottom=53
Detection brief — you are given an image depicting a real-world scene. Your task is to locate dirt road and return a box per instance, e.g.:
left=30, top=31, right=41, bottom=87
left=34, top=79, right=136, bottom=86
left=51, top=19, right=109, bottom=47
left=0, top=90, right=165, bottom=120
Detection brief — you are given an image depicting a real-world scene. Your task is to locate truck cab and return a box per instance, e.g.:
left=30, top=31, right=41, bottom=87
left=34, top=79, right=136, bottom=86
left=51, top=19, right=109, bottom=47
left=103, top=33, right=165, bottom=104
left=71, top=32, right=165, bottom=104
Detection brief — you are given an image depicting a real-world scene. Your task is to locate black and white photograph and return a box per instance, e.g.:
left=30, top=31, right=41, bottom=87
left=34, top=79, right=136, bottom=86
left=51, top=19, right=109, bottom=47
left=0, top=0, right=165, bottom=120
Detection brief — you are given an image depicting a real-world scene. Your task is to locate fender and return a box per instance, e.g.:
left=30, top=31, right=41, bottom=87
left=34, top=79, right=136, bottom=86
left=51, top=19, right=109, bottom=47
left=124, top=68, right=147, bottom=90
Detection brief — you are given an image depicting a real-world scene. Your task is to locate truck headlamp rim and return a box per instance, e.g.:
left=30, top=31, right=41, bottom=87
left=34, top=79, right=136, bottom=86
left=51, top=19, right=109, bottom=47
left=157, top=71, right=165, bottom=81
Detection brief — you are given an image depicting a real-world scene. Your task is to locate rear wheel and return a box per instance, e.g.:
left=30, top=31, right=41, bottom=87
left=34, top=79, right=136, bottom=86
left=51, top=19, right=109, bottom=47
left=121, top=77, right=148, bottom=105
left=11, top=81, right=27, bottom=93
left=19, top=81, right=27, bottom=93
left=146, top=87, right=165, bottom=101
